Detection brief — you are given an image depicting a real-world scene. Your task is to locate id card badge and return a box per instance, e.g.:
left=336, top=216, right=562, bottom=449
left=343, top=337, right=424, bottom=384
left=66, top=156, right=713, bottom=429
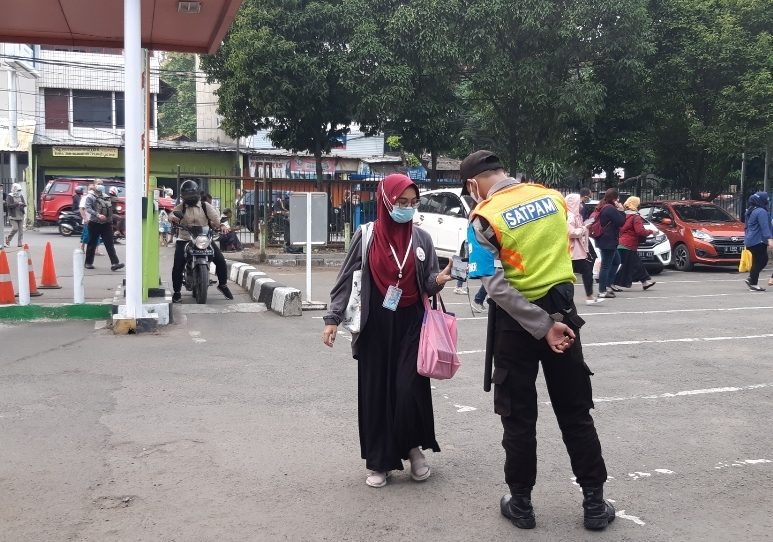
left=382, top=285, right=403, bottom=311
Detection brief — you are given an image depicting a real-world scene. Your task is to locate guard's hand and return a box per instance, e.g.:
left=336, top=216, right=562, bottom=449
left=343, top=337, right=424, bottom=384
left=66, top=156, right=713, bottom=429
left=545, top=322, right=576, bottom=354
left=98, top=214, right=106, bottom=221
left=768, top=239, right=773, bottom=249
left=323, top=325, right=338, bottom=347
left=220, top=224, right=229, bottom=234
left=169, top=216, right=180, bottom=224
left=435, top=260, right=454, bottom=286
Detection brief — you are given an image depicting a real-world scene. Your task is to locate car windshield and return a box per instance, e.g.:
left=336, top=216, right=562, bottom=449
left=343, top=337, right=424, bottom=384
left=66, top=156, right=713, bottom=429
left=672, top=204, right=736, bottom=223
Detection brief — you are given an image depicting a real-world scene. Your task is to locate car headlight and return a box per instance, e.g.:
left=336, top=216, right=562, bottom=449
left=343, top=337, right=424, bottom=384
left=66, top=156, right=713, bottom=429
left=654, top=233, right=667, bottom=245
left=691, top=229, right=714, bottom=242
left=194, top=235, right=211, bottom=249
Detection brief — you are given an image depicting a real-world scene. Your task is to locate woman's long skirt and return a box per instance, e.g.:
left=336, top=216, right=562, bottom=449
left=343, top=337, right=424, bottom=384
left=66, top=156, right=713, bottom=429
left=357, top=292, right=440, bottom=472
left=614, top=247, right=651, bottom=288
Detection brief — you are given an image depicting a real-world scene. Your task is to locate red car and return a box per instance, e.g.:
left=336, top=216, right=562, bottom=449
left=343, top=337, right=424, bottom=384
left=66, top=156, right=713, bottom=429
left=638, top=200, right=745, bottom=271
left=39, top=177, right=174, bottom=223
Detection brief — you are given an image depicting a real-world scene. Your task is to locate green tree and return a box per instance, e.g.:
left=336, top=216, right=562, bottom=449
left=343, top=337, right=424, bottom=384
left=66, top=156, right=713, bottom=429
left=648, top=0, right=773, bottom=198
left=200, top=0, right=355, bottom=189
left=460, top=0, right=652, bottom=178
left=344, top=0, right=464, bottom=187
left=157, top=53, right=197, bottom=140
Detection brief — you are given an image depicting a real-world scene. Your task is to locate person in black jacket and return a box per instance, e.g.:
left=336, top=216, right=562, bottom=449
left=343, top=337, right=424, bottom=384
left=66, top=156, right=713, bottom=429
left=594, top=188, right=626, bottom=299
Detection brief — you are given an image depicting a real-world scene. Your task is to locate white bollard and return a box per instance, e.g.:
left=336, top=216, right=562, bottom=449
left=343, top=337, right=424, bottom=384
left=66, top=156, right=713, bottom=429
left=73, top=249, right=85, bottom=304
left=17, top=250, right=30, bottom=306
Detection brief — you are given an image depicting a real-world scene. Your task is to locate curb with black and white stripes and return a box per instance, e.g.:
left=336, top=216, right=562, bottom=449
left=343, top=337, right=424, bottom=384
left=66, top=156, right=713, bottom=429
left=223, top=260, right=302, bottom=317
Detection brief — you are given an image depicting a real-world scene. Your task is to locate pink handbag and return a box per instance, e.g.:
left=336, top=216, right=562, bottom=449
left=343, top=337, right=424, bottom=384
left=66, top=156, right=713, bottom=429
left=418, top=293, right=461, bottom=379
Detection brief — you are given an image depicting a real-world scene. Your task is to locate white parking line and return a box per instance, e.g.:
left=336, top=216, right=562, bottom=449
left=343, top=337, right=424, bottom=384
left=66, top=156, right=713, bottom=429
left=457, top=333, right=773, bottom=353
left=592, top=383, right=768, bottom=403
left=580, top=306, right=773, bottom=317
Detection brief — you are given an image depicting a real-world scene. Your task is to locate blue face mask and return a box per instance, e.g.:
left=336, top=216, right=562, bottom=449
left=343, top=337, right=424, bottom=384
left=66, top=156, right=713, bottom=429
left=390, top=207, right=415, bottom=223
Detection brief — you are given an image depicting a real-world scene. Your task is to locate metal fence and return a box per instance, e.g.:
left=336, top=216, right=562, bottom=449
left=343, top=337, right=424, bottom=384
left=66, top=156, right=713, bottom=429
left=176, top=169, right=754, bottom=252
left=554, top=187, right=745, bottom=219
left=178, top=170, right=468, bottom=249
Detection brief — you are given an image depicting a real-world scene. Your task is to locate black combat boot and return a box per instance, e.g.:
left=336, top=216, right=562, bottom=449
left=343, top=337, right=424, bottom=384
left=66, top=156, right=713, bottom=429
left=500, top=488, right=536, bottom=529
left=582, top=486, right=616, bottom=530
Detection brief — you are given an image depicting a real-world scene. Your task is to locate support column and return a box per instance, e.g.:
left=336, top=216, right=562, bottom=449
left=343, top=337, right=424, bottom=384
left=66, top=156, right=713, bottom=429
left=124, top=0, right=143, bottom=317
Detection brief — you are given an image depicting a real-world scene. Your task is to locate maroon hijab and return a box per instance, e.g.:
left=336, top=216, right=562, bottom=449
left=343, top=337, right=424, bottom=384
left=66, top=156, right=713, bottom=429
left=368, top=174, right=420, bottom=307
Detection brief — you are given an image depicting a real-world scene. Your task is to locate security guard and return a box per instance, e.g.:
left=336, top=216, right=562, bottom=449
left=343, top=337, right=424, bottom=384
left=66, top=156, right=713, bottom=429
left=462, top=151, right=614, bottom=530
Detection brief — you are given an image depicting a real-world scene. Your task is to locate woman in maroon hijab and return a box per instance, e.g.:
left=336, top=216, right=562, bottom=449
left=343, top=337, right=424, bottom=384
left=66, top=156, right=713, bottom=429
left=323, top=174, right=453, bottom=487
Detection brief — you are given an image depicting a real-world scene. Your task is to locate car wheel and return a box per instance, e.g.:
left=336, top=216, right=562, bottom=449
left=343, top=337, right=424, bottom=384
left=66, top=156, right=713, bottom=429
left=673, top=244, right=694, bottom=271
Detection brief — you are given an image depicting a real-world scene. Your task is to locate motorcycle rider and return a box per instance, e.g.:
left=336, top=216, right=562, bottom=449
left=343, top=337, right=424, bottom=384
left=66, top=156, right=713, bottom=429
left=168, top=179, right=233, bottom=303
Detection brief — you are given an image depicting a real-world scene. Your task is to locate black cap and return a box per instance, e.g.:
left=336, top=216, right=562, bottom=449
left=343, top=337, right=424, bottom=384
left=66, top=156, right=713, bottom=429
left=459, top=151, right=504, bottom=195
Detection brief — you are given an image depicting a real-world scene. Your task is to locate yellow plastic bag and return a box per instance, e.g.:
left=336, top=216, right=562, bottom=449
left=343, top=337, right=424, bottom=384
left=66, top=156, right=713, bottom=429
left=739, top=248, right=752, bottom=273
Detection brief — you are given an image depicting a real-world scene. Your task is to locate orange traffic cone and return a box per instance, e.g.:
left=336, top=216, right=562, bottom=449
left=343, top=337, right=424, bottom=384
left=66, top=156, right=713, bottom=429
left=38, top=242, right=62, bottom=289
left=23, top=244, right=43, bottom=297
left=0, top=250, right=16, bottom=304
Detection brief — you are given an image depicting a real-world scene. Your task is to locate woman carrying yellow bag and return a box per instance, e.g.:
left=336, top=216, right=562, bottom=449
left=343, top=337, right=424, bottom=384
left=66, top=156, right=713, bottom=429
left=743, top=192, right=773, bottom=291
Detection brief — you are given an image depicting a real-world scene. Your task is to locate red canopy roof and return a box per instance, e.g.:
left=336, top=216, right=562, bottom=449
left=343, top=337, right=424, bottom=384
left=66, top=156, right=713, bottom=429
left=0, top=0, right=243, bottom=54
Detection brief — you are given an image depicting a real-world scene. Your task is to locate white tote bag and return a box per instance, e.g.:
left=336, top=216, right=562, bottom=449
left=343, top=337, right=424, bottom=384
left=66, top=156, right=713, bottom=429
left=342, top=222, right=373, bottom=333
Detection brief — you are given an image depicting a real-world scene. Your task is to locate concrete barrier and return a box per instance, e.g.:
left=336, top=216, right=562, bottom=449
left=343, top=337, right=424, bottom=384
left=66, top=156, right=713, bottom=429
left=224, top=260, right=301, bottom=317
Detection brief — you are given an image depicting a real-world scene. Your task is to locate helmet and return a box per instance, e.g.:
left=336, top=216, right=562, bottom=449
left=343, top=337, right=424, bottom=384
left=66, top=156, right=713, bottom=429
left=109, top=187, right=119, bottom=197
left=164, top=188, right=173, bottom=198
left=180, top=179, right=200, bottom=205
left=75, top=186, right=86, bottom=195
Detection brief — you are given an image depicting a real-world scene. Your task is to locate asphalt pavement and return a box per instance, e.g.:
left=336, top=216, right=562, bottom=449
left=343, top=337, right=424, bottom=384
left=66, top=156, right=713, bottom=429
left=1, top=262, right=772, bottom=541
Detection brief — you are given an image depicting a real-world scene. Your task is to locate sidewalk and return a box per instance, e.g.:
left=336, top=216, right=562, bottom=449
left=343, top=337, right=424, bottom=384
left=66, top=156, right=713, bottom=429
left=3, top=225, right=123, bottom=304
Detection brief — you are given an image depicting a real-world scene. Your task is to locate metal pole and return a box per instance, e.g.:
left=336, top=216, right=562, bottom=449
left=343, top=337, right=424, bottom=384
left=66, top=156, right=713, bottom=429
left=306, top=192, right=312, bottom=303
left=8, top=69, right=18, bottom=185
left=741, top=151, right=747, bottom=218
left=765, top=144, right=772, bottom=199
left=17, top=250, right=30, bottom=306
left=73, top=249, right=85, bottom=304
left=124, top=0, right=143, bottom=317
left=344, top=222, right=351, bottom=252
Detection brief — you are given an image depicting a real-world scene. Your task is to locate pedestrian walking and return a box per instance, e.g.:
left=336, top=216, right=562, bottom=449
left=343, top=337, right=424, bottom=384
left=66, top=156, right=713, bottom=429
left=454, top=279, right=468, bottom=295
left=461, top=150, right=615, bottom=530
left=322, top=174, right=454, bottom=488
left=83, top=186, right=124, bottom=271
left=470, top=284, right=488, bottom=312
left=159, top=208, right=171, bottom=247
left=614, top=197, right=656, bottom=290
left=743, top=191, right=773, bottom=292
left=565, top=194, right=603, bottom=305
left=5, top=183, right=26, bottom=247
left=593, top=189, right=626, bottom=299
left=79, top=185, right=103, bottom=255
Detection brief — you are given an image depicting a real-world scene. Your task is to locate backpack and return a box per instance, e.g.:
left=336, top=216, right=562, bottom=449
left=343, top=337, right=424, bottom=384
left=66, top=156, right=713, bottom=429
left=94, top=195, right=112, bottom=220
left=587, top=205, right=608, bottom=239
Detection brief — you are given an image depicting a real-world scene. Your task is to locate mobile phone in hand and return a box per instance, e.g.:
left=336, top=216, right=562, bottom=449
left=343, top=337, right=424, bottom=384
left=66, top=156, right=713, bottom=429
left=450, top=255, right=468, bottom=281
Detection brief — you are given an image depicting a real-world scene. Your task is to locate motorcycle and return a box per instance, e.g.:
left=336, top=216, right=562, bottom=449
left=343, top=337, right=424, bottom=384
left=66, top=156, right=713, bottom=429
left=57, top=210, right=84, bottom=236
left=58, top=210, right=125, bottom=242
left=173, top=211, right=215, bottom=304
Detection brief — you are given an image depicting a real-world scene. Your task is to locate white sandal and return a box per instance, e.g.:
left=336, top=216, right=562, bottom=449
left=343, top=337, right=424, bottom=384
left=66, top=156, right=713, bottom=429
left=366, top=470, right=391, bottom=488
left=409, top=449, right=431, bottom=482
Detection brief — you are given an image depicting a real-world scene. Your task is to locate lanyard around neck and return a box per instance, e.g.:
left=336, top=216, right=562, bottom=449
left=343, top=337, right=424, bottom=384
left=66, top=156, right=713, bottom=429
left=388, top=236, right=413, bottom=285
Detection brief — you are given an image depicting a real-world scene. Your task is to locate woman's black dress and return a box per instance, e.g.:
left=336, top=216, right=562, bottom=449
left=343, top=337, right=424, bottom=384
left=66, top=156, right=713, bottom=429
left=614, top=247, right=651, bottom=288
left=356, top=291, right=440, bottom=472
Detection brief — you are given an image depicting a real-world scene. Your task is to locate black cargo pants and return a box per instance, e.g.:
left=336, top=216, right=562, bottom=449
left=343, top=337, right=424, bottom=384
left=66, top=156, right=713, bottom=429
left=491, top=283, right=608, bottom=490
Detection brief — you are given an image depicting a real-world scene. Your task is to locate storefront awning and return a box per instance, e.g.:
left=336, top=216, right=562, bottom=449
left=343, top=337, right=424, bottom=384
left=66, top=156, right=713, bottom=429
left=0, top=124, right=35, bottom=152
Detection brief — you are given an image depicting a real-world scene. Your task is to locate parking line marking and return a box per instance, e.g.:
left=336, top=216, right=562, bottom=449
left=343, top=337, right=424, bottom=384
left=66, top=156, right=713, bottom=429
left=592, top=383, right=768, bottom=403
left=580, top=306, right=773, bottom=317
left=457, top=333, right=773, bottom=354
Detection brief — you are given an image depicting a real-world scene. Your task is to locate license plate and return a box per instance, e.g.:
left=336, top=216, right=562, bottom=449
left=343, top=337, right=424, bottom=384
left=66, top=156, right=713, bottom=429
left=725, top=246, right=741, bottom=254
left=638, top=251, right=654, bottom=259
left=191, top=249, right=213, bottom=256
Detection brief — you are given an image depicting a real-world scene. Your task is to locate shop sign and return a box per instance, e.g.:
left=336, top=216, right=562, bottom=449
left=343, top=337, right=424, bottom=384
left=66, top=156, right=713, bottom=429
left=52, top=146, right=119, bottom=158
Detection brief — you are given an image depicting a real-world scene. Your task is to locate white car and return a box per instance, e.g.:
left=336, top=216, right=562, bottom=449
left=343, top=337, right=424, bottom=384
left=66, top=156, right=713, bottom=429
left=586, top=199, right=672, bottom=277
left=416, top=188, right=475, bottom=259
